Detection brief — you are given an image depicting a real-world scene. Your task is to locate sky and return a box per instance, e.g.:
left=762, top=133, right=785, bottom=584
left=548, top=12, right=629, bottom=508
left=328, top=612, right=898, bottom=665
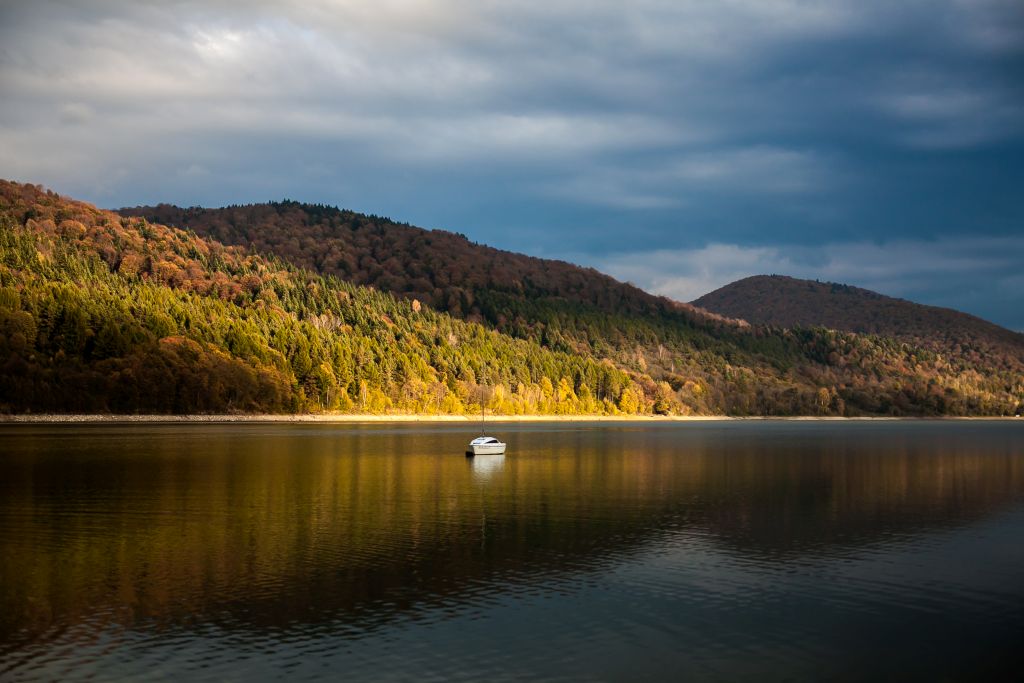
left=1, top=0, right=1022, bottom=329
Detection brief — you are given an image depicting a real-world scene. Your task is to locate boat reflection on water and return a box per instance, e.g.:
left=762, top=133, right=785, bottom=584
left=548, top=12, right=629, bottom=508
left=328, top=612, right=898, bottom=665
left=469, top=452, right=506, bottom=478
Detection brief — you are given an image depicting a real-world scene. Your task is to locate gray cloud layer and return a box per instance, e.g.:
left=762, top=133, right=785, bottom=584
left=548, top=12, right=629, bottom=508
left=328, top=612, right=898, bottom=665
left=1, top=0, right=1022, bottom=327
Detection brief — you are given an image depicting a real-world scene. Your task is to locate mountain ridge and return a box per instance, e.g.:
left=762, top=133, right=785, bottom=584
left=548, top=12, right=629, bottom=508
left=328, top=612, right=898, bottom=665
left=694, top=275, right=1024, bottom=374
left=118, top=201, right=746, bottom=331
left=1, top=179, right=1020, bottom=416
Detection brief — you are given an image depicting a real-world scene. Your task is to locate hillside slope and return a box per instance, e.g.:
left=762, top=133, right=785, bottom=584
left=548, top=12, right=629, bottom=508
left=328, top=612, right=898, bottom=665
left=0, top=181, right=635, bottom=415
left=119, top=198, right=1024, bottom=416
left=694, top=275, right=1024, bottom=374
left=119, top=201, right=729, bottom=326
left=0, top=180, right=1020, bottom=416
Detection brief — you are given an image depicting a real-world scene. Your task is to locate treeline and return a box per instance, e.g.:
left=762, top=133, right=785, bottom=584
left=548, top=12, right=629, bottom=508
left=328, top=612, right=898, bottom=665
left=2, top=180, right=1021, bottom=416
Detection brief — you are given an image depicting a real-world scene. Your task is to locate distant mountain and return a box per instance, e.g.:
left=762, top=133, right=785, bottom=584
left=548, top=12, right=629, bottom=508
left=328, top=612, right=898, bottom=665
left=1, top=180, right=1021, bottom=416
left=693, top=275, right=1024, bottom=374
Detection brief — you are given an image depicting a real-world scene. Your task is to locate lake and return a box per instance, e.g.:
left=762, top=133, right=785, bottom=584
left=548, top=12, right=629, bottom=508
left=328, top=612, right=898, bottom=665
left=1, top=420, right=1023, bottom=681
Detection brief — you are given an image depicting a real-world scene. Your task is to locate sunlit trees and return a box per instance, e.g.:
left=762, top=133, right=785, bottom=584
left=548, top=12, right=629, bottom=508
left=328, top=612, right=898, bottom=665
left=2, top=179, right=1021, bottom=417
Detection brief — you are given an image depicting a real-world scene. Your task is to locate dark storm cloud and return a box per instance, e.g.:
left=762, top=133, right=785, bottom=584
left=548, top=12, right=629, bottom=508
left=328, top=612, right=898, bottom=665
left=1, top=1, right=1022, bottom=327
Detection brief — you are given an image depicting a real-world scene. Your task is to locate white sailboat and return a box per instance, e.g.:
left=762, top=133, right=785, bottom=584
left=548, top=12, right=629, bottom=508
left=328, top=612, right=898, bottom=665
left=466, top=403, right=506, bottom=455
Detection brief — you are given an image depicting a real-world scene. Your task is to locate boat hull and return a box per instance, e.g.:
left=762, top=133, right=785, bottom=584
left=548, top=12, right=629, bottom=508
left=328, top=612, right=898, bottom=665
left=466, top=443, right=507, bottom=456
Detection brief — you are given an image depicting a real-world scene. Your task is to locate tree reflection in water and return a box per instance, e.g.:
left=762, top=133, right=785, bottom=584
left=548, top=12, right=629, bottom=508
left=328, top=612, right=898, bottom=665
left=1, top=421, right=1022, bottom=680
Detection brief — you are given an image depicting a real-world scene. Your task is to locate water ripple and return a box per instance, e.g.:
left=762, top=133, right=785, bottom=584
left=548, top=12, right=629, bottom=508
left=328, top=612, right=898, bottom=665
left=2, top=421, right=1024, bottom=680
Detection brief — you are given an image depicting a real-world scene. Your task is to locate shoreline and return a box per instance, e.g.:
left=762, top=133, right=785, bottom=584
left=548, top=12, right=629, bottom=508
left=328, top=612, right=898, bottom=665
left=0, top=414, right=1018, bottom=424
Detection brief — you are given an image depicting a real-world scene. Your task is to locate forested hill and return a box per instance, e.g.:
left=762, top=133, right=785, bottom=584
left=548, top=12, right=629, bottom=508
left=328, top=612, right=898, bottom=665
left=694, top=275, right=1024, bottom=374
left=118, top=197, right=1022, bottom=416
left=118, top=201, right=736, bottom=328
left=0, top=181, right=638, bottom=414
left=1, top=180, right=1021, bottom=416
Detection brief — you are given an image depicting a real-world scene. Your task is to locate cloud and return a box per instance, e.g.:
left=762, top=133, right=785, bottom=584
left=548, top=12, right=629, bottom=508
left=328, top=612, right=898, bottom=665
left=0, top=0, right=1020, bottom=323
left=4, top=1, right=1021, bottom=162
left=873, top=78, right=1024, bottom=150
left=669, top=147, right=825, bottom=193
left=545, top=146, right=827, bottom=209
left=949, top=0, right=1024, bottom=54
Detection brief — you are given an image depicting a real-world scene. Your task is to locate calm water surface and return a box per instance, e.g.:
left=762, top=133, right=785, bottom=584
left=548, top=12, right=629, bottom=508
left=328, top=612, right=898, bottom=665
left=1, top=420, right=1023, bottom=681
